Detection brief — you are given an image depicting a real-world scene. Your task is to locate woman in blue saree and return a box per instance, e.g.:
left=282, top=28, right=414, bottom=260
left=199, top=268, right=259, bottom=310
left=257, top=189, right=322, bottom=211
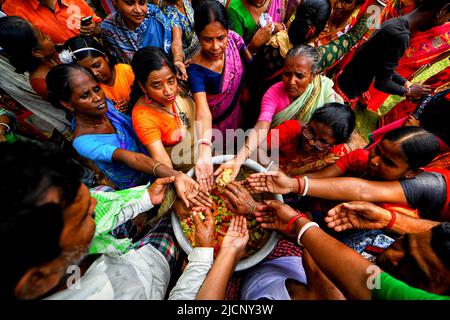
left=45, top=63, right=210, bottom=207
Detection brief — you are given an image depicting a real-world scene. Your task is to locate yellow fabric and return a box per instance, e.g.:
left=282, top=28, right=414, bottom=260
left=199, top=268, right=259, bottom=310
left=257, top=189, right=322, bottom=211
left=266, top=30, right=292, bottom=59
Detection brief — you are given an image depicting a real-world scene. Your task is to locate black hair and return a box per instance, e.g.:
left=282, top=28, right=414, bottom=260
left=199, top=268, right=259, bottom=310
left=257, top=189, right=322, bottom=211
left=0, top=16, right=45, bottom=73
left=129, top=46, right=177, bottom=107
left=193, top=0, right=229, bottom=36
left=418, top=89, right=450, bottom=147
left=416, top=0, right=450, bottom=11
left=46, top=63, right=96, bottom=110
left=310, top=103, right=356, bottom=144
left=0, top=141, right=83, bottom=299
left=285, top=44, right=320, bottom=75
left=288, top=0, right=332, bottom=46
left=382, top=126, right=440, bottom=170
left=63, top=34, right=117, bottom=68
left=431, top=222, right=450, bottom=270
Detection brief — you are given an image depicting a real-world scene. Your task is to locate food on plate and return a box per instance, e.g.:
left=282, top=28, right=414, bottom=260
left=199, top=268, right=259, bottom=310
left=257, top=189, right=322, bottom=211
left=180, top=187, right=270, bottom=257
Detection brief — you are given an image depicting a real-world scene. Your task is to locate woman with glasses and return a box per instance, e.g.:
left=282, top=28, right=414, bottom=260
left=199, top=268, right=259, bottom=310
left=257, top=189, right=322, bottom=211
left=266, top=103, right=356, bottom=176
left=215, top=44, right=345, bottom=181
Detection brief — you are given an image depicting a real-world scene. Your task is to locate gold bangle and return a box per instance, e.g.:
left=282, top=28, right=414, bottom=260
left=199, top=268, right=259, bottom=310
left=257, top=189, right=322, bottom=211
left=152, top=161, right=164, bottom=177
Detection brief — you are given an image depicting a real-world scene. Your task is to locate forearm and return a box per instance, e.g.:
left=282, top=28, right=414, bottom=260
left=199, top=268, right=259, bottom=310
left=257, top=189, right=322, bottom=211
left=171, top=27, right=184, bottom=63
left=196, top=248, right=240, bottom=300
left=116, top=151, right=179, bottom=178
left=389, top=213, right=440, bottom=235
left=291, top=177, right=408, bottom=204
left=195, top=105, right=213, bottom=159
left=236, top=123, right=270, bottom=165
left=304, top=164, right=344, bottom=179
left=294, top=219, right=374, bottom=299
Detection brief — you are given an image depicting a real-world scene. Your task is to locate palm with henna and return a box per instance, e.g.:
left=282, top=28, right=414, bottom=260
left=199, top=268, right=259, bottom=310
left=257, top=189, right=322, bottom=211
left=325, top=201, right=392, bottom=232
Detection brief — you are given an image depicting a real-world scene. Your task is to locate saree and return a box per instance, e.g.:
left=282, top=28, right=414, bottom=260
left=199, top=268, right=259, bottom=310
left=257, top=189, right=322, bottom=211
left=73, top=100, right=151, bottom=190
left=363, top=0, right=450, bottom=112
left=101, top=4, right=172, bottom=63
left=270, top=75, right=344, bottom=128
left=163, top=0, right=199, bottom=59
left=163, top=94, right=196, bottom=173
left=378, top=56, right=450, bottom=125
left=254, top=14, right=370, bottom=97
left=207, top=30, right=246, bottom=136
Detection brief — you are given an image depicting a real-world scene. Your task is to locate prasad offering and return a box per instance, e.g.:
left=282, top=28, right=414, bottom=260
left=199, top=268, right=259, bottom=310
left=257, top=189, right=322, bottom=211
left=179, top=185, right=271, bottom=257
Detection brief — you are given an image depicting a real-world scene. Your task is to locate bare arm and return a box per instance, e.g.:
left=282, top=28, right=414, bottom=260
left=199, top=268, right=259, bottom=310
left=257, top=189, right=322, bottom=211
left=305, top=163, right=344, bottom=179
left=295, top=218, right=374, bottom=299
left=144, top=140, right=173, bottom=168
left=193, top=92, right=214, bottom=190
left=325, top=201, right=441, bottom=234
left=256, top=201, right=375, bottom=300
left=171, top=27, right=188, bottom=80
left=306, top=177, right=408, bottom=204
left=112, top=148, right=178, bottom=177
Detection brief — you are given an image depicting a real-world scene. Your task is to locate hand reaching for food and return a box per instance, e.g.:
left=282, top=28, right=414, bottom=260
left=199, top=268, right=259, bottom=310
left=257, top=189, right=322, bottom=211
left=191, top=207, right=215, bottom=248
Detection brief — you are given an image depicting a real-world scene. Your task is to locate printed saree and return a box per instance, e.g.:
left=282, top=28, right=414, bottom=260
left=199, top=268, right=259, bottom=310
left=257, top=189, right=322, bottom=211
left=207, top=30, right=246, bottom=136
left=101, top=4, right=172, bottom=63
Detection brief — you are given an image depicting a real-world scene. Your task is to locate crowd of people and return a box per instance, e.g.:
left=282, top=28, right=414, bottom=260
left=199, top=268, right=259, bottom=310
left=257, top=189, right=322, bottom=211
left=0, top=0, right=449, bottom=300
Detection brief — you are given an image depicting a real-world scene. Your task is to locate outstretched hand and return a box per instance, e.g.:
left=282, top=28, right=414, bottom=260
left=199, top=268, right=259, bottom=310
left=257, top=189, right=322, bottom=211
left=192, top=207, right=216, bottom=247
left=220, top=215, right=249, bottom=261
left=147, top=176, right=176, bottom=205
left=253, top=199, right=300, bottom=237
left=246, top=170, right=294, bottom=194
left=174, top=172, right=212, bottom=208
left=325, top=201, right=391, bottom=232
left=214, top=158, right=241, bottom=184
left=222, top=181, right=258, bottom=215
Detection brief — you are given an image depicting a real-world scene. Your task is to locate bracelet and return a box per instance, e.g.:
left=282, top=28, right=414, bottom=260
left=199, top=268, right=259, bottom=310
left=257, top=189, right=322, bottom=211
left=284, top=211, right=308, bottom=234
left=301, top=176, right=309, bottom=196
left=386, top=209, right=397, bottom=229
left=0, top=122, right=10, bottom=132
left=295, top=176, right=309, bottom=196
left=152, top=161, right=164, bottom=176
left=297, top=221, right=320, bottom=247
left=197, top=139, right=213, bottom=149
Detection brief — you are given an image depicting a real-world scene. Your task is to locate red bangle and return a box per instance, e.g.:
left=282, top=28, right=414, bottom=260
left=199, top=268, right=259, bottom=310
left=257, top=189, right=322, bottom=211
left=295, top=176, right=303, bottom=195
left=386, top=210, right=396, bottom=229
left=285, top=211, right=309, bottom=234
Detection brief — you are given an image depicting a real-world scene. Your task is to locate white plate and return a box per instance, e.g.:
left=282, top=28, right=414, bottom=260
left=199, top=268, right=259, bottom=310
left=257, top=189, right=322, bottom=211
left=171, top=155, right=282, bottom=271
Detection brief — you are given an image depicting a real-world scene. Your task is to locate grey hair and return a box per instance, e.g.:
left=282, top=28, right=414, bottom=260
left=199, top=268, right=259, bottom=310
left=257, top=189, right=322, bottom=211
left=285, top=44, right=320, bottom=75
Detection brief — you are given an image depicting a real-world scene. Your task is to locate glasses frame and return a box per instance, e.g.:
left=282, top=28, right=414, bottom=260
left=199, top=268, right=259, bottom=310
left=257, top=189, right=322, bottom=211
left=302, top=125, right=331, bottom=151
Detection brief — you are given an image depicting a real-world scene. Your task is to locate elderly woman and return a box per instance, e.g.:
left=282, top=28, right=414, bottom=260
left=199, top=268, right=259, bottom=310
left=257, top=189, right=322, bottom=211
left=101, top=0, right=186, bottom=78
left=45, top=63, right=210, bottom=208
left=216, top=45, right=343, bottom=180
left=187, top=0, right=253, bottom=191
left=247, top=0, right=370, bottom=111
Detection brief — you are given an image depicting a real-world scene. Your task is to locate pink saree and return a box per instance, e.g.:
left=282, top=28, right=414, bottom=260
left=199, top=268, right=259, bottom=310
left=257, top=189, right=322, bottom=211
left=208, top=30, right=246, bottom=135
